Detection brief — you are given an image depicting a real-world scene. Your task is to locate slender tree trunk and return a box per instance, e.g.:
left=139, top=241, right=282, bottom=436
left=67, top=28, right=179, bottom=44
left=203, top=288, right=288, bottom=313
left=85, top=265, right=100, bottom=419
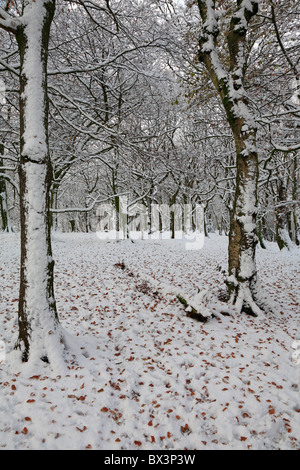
left=275, top=178, right=292, bottom=250
left=257, top=214, right=267, bottom=249
left=49, top=182, right=59, bottom=231
left=170, top=190, right=179, bottom=239
left=15, top=0, right=63, bottom=364
left=0, top=147, right=9, bottom=232
left=291, top=154, right=299, bottom=245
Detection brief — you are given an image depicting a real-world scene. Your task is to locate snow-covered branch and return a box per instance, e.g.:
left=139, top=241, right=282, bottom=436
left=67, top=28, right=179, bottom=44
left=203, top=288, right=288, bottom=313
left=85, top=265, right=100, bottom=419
left=0, top=6, right=21, bottom=34
left=50, top=191, right=128, bottom=214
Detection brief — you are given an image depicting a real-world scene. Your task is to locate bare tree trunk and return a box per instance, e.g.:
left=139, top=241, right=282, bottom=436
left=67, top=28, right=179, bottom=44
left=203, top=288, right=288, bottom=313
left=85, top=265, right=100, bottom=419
left=197, top=0, right=272, bottom=316
left=226, top=125, right=261, bottom=312
left=14, top=0, right=64, bottom=364
left=275, top=178, right=292, bottom=250
left=291, top=154, right=299, bottom=246
left=0, top=146, right=9, bottom=232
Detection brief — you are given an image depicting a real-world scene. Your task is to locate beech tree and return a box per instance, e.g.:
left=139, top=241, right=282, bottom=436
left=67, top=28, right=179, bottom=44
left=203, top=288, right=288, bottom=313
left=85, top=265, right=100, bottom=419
left=194, top=0, right=275, bottom=315
left=0, top=0, right=64, bottom=364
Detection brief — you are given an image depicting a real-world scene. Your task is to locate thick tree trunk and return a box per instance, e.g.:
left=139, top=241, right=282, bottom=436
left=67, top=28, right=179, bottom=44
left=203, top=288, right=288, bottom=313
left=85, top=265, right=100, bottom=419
left=15, top=0, right=63, bottom=364
left=196, top=0, right=273, bottom=316
left=226, top=127, right=262, bottom=314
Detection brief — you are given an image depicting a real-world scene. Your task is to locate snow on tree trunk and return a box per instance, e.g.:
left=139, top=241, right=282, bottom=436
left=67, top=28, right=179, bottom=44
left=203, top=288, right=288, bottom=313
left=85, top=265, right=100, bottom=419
left=0, top=147, right=10, bottom=232
left=226, top=125, right=263, bottom=315
left=196, top=0, right=274, bottom=316
left=291, top=155, right=299, bottom=246
left=13, top=0, right=64, bottom=365
left=275, top=178, right=293, bottom=251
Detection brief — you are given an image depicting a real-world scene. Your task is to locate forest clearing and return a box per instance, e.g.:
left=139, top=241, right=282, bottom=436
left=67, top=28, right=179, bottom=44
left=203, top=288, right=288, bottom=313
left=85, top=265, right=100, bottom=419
left=0, top=232, right=299, bottom=450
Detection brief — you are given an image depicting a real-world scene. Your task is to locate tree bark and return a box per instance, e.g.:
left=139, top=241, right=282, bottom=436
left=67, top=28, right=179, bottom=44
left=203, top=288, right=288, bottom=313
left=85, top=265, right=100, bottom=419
left=291, top=154, right=299, bottom=246
left=0, top=146, right=9, bottom=232
left=14, top=0, right=63, bottom=364
left=226, top=124, right=262, bottom=313
left=275, top=178, right=292, bottom=250
left=197, top=0, right=271, bottom=315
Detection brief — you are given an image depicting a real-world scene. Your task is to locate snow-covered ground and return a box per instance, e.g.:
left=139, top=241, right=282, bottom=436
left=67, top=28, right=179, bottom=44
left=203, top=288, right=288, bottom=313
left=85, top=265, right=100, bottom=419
left=0, top=232, right=299, bottom=450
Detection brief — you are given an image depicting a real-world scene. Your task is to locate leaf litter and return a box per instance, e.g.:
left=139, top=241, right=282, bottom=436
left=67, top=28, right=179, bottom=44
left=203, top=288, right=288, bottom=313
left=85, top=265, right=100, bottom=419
left=0, top=232, right=299, bottom=450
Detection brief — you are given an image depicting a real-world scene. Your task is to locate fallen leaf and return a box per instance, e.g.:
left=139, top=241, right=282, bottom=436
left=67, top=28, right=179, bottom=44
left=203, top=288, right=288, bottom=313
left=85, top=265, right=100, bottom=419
left=76, top=426, right=87, bottom=432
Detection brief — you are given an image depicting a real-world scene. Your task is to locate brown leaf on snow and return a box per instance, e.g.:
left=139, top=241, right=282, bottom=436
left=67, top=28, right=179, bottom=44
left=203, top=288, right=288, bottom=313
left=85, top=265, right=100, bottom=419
left=76, top=426, right=87, bottom=432
left=180, top=423, right=190, bottom=434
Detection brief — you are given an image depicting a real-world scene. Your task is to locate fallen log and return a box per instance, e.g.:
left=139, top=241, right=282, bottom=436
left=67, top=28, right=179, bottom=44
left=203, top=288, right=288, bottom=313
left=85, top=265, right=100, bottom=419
left=177, top=295, right=209, bottom=323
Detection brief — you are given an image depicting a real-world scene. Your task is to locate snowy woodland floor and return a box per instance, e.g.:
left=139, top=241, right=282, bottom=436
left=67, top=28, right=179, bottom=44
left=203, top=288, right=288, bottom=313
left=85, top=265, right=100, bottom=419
left=0, top=232, right=299, bottom=450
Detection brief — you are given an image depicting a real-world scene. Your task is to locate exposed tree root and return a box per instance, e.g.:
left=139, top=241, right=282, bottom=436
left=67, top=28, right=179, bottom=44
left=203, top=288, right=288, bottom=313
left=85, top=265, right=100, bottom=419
left=177, top=289, right=230, bottom=322
left=13, top=326, right=102, bottom=378
left=15, top=323, right=67, bottom=374
left=228, top=277, right=277, bottom=317
left=177, top=295, right=209, bottom=323
left=178, top=279, right=277, bottom=322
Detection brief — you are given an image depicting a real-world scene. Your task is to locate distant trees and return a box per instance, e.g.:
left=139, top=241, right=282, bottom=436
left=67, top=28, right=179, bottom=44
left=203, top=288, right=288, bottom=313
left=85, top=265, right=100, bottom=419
left=1, top=1, right=297, bottom=249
